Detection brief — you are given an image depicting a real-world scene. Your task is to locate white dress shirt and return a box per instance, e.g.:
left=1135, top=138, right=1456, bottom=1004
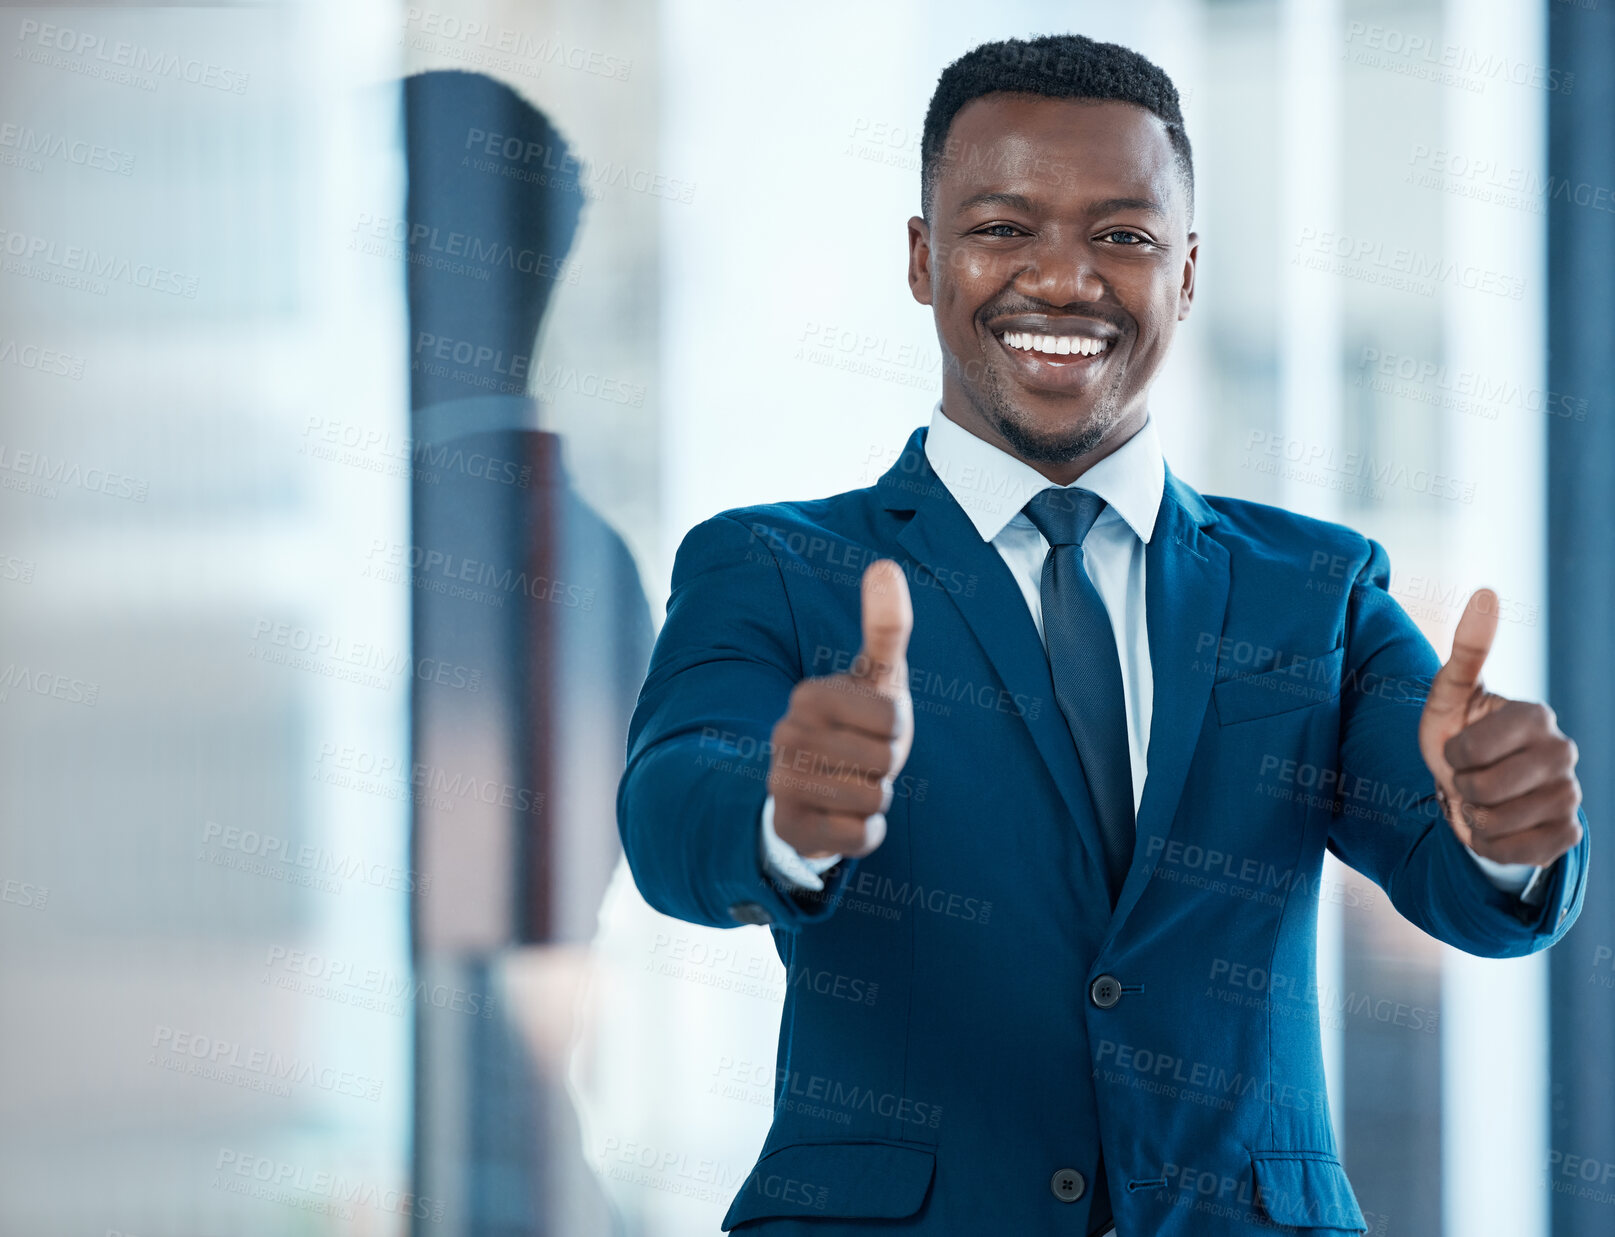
left=761, top=401, right=1538, bottom=898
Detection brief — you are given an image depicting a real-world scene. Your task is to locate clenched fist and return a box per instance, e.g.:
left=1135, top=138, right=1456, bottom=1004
left=1418, top=588, right=1583, bottom=868
left=768, top=560, right=914, bottom=860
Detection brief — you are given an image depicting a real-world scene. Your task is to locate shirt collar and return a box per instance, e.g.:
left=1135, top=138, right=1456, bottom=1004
left=921, top=399, right=1166, bottom=545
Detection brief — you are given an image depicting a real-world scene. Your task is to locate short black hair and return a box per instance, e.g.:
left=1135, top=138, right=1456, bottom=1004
left=920, top=34, right=1193, bottom=226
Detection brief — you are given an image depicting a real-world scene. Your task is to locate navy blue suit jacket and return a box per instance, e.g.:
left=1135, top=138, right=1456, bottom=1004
left=617, top=427, right=1588, bottom=1235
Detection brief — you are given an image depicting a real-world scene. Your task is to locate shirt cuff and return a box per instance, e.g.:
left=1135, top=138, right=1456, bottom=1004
left=1463, top=842, right=1541, bottom=899
left=760, top=794, right=843, bottom=893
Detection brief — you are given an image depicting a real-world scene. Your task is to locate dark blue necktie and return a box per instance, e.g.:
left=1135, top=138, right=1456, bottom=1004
left=1022, top=487, right=1135, bottom=907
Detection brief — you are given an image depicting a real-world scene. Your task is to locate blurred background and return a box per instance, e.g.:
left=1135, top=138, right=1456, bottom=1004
left=0, top=1, right=1610, bottom=1234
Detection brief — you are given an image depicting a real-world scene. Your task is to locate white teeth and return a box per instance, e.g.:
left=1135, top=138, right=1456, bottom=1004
left=1001, top=331, right=1109, bottom=357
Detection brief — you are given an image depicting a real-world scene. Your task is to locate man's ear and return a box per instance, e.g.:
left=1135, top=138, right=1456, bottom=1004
left=907, top=215, right=934, bottom=306
left=1178, top=231, right=1199, bottom=320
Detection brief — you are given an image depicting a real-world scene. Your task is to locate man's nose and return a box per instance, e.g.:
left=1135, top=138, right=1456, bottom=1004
left=1013, top=235, right=1106, bottom=305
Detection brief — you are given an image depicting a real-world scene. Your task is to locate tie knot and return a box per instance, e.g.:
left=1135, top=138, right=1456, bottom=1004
left=1023, top=486, right=1106, bottom=547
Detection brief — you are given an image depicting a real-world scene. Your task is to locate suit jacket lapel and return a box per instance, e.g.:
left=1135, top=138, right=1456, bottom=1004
left=879, top=431, right=1110, bottom=885
left=878, top=434, right=1232, bottom=936
left=1106, top=468, right=1230, bottom=940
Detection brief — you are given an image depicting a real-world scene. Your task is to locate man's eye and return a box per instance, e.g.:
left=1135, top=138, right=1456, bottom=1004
left=1101, top=229, right=1148, bottom=245
left=975, top=224, right=1025, bottom=238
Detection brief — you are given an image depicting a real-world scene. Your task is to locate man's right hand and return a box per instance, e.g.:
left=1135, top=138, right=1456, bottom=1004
left=767, top=560, right=914, bottom=860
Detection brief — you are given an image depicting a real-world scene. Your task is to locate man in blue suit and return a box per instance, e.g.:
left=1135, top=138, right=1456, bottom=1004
left=617, top=33, right=1587, bottom=1236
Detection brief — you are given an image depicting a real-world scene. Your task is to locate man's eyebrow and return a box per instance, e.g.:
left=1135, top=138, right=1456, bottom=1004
left=954, top=191, right=1167, bottom=217
left=955, top=191, right=1035, bottom=214
left=1087, top=196, right=1166, bottom=216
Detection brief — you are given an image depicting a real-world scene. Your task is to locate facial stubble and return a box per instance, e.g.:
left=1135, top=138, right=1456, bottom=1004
left=966, top=346, right=1133, bottom=465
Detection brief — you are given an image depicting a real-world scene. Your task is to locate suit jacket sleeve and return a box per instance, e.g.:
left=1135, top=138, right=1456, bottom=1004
left=1326, top=537, right=1588, bottom=957
left=616, top=513, right=860, bottom=930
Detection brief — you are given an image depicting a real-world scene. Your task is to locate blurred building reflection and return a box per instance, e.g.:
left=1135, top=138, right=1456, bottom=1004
left=405, top=69, right=652, bottom=1236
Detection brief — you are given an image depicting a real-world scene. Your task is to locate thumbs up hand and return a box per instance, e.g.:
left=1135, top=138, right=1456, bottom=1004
left=767, top=560, right=914, bottom=860
left=1418, top=589, right=1583, bottom=866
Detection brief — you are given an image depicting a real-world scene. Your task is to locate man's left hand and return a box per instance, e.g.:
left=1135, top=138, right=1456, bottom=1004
left=1417, top=588, right=1583, bottom=867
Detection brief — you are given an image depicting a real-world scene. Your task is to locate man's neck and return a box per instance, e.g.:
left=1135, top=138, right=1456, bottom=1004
left=937, top=390, right=1148, bottom=487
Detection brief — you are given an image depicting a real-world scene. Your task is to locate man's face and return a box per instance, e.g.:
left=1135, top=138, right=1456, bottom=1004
left=908, top=94, right=1197, bottom=470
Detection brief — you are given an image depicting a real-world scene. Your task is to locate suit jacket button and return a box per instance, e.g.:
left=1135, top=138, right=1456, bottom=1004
left=1050, top=1168, right=1086, bottom=1202
left=729, top=901, right=774, bottom=925
left=1090, top=975, right=1123, bottom=1009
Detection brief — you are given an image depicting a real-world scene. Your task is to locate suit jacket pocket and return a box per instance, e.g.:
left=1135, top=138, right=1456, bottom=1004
left=721, top=1138, right=936, bottom=1230
left=1213, top=644, right=1345, bottom=726
left=1250, top=1150, right=1367, bottom=1232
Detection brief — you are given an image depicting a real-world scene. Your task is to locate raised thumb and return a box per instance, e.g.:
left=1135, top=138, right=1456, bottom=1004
left=853, top=559, right=912, bottom=692
left=1428, top=588, right=1499, bottom=715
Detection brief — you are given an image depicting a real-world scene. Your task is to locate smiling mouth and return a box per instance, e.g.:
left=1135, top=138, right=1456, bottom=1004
left=997, top=330, right=1112, bottom=360
left=988, top=322, right=1119, bottom=390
